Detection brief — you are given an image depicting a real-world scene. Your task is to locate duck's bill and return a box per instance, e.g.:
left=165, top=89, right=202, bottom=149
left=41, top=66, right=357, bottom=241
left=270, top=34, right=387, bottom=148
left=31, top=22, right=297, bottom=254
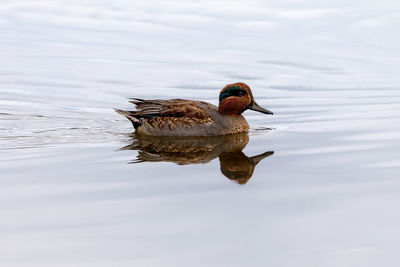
left=249, top=101, right=273, bottom=115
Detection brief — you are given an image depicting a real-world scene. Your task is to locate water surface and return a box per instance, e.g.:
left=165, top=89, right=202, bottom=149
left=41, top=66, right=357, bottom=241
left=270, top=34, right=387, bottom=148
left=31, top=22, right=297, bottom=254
left=1, top=0, right=400, bottom=266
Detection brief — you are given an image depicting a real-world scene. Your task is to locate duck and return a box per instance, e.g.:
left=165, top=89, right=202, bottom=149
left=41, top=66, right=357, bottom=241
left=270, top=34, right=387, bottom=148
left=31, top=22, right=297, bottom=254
left=115, top=82, right=273, bottom=136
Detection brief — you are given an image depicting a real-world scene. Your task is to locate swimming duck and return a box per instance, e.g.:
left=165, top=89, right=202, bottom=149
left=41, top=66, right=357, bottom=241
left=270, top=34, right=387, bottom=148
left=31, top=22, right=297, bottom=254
left=115, top=82, right=273, bottom=136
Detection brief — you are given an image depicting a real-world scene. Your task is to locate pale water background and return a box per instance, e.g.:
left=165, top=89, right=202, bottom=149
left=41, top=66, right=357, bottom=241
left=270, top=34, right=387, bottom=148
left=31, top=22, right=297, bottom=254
left=1, top=0, right=400, bottom=266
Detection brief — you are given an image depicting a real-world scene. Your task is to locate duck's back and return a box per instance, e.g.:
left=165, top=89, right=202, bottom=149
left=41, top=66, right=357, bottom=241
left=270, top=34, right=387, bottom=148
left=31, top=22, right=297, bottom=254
left=116, top=99, right=249, bottom=137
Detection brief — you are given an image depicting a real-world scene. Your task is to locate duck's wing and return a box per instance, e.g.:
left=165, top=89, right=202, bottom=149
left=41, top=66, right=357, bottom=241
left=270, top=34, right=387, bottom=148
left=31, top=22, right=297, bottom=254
left=115, top=98, right=211, bottom=129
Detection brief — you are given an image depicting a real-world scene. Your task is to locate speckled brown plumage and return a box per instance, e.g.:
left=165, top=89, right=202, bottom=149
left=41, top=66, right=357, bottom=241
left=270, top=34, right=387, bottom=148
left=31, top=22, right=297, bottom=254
left=116, top=82, right=273, bottom=136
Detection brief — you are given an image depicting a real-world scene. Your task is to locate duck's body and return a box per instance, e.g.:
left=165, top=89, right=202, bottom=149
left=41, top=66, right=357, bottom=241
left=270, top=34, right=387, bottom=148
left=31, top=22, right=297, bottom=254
left=116, top=99, right=249, bottom=136
left=116, top=82, right=272, bottom=137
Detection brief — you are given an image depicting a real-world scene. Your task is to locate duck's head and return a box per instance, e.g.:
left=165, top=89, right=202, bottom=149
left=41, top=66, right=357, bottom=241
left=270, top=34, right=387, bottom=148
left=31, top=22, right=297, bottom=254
left=218, top=82, right=273, bottom=116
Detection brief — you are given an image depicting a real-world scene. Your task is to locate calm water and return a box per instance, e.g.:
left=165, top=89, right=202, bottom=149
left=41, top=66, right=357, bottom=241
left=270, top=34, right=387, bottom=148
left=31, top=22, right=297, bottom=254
left=1, top=0, right=400, bottom=266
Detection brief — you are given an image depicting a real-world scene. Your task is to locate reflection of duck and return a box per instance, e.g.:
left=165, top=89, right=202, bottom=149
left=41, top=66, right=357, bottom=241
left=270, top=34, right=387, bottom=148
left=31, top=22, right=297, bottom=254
left=219, top=151, right=274, bottom=184
left=115, top=82, right=273, bottom=136
left=120, top=132, right=274, bottom=184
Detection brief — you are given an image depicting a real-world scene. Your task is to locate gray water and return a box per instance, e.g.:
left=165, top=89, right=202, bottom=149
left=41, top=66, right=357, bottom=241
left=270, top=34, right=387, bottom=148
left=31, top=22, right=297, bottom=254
left=1, top=0, right=400, bottom=266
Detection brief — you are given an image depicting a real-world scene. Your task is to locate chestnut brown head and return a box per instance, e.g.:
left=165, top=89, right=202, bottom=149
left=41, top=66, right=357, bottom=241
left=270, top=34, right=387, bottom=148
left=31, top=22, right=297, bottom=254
left=218, top=82, right=273, bottom=116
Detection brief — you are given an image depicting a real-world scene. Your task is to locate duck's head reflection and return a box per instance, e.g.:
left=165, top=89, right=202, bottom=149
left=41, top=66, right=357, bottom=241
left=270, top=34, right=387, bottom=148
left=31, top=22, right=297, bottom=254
left=120, top=132, right=274, bottom=185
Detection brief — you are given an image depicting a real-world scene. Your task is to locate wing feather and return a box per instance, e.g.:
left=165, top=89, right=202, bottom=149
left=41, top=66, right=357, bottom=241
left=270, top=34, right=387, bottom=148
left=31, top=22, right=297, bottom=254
left=116, top=98, right=212, bottom=130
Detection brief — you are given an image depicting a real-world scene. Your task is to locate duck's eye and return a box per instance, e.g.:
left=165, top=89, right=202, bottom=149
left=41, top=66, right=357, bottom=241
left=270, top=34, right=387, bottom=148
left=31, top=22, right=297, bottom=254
left=238, top=90, right=246, bottom=96
left=219, top=86, right=247, bottom=101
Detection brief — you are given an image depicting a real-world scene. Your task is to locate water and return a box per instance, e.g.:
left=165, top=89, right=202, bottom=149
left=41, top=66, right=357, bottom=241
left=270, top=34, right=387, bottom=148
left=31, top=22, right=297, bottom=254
left=1, top=0, right=400, bottom=266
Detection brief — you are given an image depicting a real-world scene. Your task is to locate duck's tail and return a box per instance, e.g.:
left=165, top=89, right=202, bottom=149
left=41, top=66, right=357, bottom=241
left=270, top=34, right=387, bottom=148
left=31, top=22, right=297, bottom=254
left=114, top=109, right=141, bottom=129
